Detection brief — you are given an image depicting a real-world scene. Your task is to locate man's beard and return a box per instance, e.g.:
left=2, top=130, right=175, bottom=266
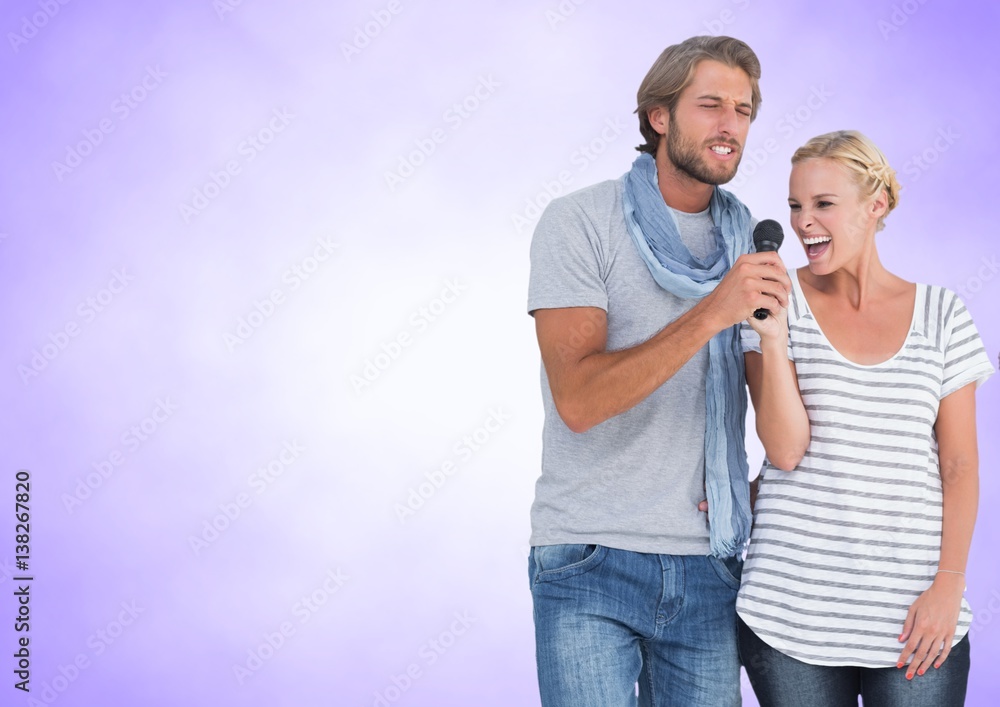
left=665, top=118, right=741, bottom=186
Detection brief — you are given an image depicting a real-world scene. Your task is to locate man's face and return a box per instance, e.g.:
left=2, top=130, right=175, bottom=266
left=657, top=60, right=753, bottom=186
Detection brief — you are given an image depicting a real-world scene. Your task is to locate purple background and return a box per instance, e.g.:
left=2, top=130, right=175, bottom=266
left=1, top=0, right=997, bottom=705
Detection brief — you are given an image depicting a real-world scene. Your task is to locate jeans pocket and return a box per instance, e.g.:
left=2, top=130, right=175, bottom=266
left=532, top=544, right=605, bottom=584
left=709, top=554, right=743, bottom=591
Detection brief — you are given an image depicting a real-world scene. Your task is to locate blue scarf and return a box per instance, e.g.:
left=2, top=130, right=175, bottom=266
left=622, top=152, right=752, bottom=558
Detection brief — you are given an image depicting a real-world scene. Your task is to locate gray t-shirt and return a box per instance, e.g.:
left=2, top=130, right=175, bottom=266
left=527, top=176, right=732, bottom=555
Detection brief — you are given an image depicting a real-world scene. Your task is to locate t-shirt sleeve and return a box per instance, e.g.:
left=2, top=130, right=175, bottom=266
left=940, top=292, right=994, bottom=399
left=527, top=193, right=608, bottom=316
left=740, top=322, right=795, bottom=360
left=740, top=321, right=763, bottom=354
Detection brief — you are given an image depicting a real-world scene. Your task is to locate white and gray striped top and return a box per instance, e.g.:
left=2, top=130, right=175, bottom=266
left=736, top=269, right=994, bottom=667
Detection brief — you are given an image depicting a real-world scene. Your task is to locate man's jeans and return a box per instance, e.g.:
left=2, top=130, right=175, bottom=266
left=529, top=544, right=742, bottom=706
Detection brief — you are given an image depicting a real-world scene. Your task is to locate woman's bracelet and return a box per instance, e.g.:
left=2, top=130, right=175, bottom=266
left=936, top=570, right=965, bottom=577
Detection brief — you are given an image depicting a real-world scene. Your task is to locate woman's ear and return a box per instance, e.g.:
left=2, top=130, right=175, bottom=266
left=870, top=187, right=888, bottom=220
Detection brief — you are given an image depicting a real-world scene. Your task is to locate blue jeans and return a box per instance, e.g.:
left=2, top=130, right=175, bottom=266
left=528, top=544, right=742, bottom=707
left=738, top=616, right=970, bottom=707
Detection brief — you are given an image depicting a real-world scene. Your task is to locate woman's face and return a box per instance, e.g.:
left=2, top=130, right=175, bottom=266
left=788, top=157, right=882, bottom=276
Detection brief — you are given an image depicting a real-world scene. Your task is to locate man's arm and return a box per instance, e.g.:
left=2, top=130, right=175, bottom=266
left=535, top=252, right=790, bottom=433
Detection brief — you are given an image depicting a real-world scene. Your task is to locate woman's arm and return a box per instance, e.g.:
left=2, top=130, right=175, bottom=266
left=744, top=307, right=810, bottom=471
left=896, top=382, right=979, bottom=679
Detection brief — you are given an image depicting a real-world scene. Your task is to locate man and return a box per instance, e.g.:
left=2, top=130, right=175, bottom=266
left=526, top=36, right=790, bottom=706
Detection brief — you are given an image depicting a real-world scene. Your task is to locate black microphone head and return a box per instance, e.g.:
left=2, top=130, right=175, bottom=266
left=753, top=219, right=784, bottom=252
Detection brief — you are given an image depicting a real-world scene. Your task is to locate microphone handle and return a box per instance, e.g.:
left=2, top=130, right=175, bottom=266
left=752, top=240, right=780, bottom=320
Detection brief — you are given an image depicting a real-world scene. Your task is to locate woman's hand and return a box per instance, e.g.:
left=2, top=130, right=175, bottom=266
left=896, top=572, right=965, bottom=679
left=745, top=298, right=789, bottom=349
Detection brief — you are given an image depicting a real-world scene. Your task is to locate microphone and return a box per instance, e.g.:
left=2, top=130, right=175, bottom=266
left=752, top=219, right=784, bottom=320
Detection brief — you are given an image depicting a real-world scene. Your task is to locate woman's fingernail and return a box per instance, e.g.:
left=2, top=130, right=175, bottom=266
left=918, top=669, right=925, bottom=676
left=896, top=662, right=904, bottom=669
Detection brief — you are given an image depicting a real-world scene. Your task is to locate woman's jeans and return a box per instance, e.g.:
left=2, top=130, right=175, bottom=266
left=738, top=615, right=970, bottom=707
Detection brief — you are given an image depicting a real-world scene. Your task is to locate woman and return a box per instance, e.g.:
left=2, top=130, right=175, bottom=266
left=737, top=130, right=994, bottom=706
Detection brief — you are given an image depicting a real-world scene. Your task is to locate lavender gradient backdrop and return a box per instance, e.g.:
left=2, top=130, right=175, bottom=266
left=1, top=1, right=997, bottom=705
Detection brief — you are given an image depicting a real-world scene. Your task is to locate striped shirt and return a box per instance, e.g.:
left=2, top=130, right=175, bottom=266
left=736, top=269, right=994, bottom=667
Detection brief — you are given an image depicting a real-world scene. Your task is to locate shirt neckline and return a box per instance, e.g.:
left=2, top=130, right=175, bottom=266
left=791, top=268, right=922, bottom=369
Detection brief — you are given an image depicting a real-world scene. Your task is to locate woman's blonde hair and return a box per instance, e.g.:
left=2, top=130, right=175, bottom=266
left=791, top=130, right=901, bottom=231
